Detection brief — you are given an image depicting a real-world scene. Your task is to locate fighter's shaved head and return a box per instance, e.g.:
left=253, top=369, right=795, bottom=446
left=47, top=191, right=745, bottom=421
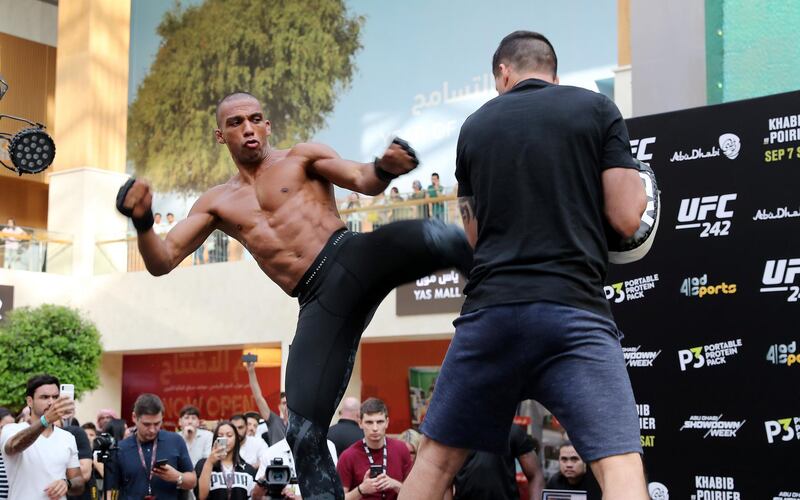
left=215, top=91, right=260, bottom=127
left=492, top=31, right=558, bottom=79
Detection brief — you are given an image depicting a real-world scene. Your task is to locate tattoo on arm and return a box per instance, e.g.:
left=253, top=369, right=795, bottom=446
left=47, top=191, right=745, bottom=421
left=4, top=423, right=45, bottom=456
left=458, top=196, right=475, bottom=225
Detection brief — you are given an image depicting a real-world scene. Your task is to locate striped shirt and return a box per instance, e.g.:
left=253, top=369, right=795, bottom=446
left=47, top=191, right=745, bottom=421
left=0, top=453, right=8, bottom=499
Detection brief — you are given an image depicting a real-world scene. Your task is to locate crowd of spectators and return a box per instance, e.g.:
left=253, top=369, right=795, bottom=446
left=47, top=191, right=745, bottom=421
left=339, top=174, right=458, bottom=232
left=0, top=371, right=595, bottom=500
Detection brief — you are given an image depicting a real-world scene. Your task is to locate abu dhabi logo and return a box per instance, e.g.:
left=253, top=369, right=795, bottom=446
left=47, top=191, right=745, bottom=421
left=719, top=133, right=741, bottom=159
left=648, top=482, right=669, bottom=500
left=680, top=415, right=746, bottom=438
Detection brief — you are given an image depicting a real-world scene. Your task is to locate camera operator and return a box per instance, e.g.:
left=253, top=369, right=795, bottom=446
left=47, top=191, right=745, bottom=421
left=336, top=399, right=411, bottom=500
left=0, top=374, right=85, bottom=499
left=104, top=394, right=196, bottom=499
left=194, top=421, right=264, bottom=500
left=255, top=435, right=338, bottom=500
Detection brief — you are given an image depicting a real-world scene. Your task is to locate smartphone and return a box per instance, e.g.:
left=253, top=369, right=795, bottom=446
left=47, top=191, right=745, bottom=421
left=60, top=384, right=75, bottom=400
left=242, top=353, right=258, bottom=363
left=154, top=458, right=169, bottom=469
left=369, top=465, right=383, bottom=478
left=214, top=437, right=228, bottom=451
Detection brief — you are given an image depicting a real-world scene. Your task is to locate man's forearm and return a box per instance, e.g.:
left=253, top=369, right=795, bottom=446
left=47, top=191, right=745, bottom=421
left=344, top=486, right=362, bottom=500
left=3, top=419, right=45, bottom=456
left=67, top=472, right=86, bottom=495
left=137, top=230, right=175, bottom=276
left=180, top=471, right=197, bottom=490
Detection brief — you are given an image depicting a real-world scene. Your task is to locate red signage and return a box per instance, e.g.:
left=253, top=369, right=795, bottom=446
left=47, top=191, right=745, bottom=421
left=121, top=349, right=281, bottom=428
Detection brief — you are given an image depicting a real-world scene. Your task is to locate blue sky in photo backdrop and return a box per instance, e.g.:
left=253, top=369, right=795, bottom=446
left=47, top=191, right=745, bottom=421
left=129, top=0, right=618, bottom=213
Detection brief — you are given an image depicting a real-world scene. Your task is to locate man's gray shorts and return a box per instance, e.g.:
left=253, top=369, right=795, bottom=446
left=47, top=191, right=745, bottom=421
left=421, top=301, right=642, bottom=463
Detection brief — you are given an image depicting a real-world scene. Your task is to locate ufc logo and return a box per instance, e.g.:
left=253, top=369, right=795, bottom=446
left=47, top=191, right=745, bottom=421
left=765, top=417, right=800, bottom=444
left=677, top=194, right=737, bottom=222
left=630, top=137, right=656, bottom=161
left=762, top=259, right=800, bottom=285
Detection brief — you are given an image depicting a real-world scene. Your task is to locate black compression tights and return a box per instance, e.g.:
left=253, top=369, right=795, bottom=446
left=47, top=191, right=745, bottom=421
left=284, top=219, right=471, bottom=499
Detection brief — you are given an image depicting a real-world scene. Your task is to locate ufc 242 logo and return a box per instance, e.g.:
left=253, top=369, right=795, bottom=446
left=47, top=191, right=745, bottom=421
left=630, top=137, right=656, bottom=161
left=675, top=193, right=736, bottom=237
left=760, top=259, right=800, bottom=302
left=765, top=417, right=800, bottom=444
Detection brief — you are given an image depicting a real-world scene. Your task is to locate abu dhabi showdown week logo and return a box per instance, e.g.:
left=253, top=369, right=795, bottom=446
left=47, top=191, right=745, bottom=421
left=605, top=274, right=659, bottom=303
left=678, top=339, right=743, bottom=371
left=760, top=258, right=800, bottom=302
left=623, top=346, right=661, bottom=368
left=680, top=415, right=746, bottom=439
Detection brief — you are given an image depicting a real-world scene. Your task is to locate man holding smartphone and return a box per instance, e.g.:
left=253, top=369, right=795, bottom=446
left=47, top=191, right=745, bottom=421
left=0, top=374, right=85, bottom=500
left=104, top=394, right=196, bottom=499
left=336, top=399, right=411, bottom=500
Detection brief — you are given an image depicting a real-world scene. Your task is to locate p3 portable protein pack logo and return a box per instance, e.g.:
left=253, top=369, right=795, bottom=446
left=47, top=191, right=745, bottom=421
left=765, top=417, right=800, bottom=444
left=675, top=193, right=737, bottom=237
left=760, top=259, right=800, bottom=302
left=678, top=339, right=743, bottom=371
left=604, top=274, right=659, bottom=303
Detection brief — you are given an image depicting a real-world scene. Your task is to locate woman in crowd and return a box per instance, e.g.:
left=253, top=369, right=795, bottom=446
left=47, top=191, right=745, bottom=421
left=195, top=420, right=264, bottom=500
left=409, top=180, right=429, bottom=219
left=397, top=428, right=422, bottom=464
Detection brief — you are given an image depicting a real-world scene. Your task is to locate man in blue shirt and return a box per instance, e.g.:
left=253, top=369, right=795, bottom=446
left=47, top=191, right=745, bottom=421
left=105, top=394, right=196, bottom=499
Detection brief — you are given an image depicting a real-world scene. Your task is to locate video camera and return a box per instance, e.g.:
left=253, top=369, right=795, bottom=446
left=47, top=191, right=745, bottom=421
left=256, top=457, right=293, bottom=498
left=92, top=432, right=118, bottom=463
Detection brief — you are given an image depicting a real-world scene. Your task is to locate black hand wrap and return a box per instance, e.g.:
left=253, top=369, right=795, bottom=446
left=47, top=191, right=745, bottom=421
left=373, top=137, right=420, bottom=182
left=115, top=177, right=154, bottom=233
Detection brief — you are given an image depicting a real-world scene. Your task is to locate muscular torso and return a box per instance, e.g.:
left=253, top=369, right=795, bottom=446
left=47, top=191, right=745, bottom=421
left=204, top=147, right=346, bottom=294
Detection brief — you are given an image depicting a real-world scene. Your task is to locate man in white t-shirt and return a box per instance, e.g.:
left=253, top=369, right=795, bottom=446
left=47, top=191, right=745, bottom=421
left=178, top=405, right=212, bottom=467
left=231, top=415, right=267, bottom=470
left=0, top=375, right=84, bottom=500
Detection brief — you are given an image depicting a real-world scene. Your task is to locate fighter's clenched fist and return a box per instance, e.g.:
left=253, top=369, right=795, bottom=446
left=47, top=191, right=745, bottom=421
left=116, top=177, right=155, bottom=233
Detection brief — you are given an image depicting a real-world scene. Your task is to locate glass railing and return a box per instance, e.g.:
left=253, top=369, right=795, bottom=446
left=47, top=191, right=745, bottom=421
left=94, top=194, right=460, bottom=273
left=0, top=226, right=73, bottom=274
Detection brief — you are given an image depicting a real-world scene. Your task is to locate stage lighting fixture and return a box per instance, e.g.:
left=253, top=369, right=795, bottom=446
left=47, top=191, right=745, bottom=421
left=0, top=77, right=57, bottom=176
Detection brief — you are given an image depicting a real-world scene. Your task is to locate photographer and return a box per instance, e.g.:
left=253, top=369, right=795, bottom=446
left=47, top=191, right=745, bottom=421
left=194, top=421, right=264, bottom=500
left=104, top=394, right=196, bottom=499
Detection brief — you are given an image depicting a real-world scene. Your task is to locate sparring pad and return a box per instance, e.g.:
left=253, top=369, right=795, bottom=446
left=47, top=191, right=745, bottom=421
left=608, top=159, right=661, bottom=264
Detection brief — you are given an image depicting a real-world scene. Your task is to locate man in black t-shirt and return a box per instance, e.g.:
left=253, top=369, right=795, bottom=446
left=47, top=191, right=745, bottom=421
left=401, top=31, right=648, bottom=500
left=545, top=442, right=602, bottom=499
left=453, top=424, right=543, bottom=500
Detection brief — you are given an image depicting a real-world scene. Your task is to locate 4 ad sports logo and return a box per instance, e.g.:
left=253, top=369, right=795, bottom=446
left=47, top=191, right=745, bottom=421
left=767, top=342, right=798, bottom=366
left=760, top=259, right=800, bottom=302
left=637, top=403, right=656, bottom=448
left=623, top=346, right=662, bottom=368
left=679, top=274, right=737, bottom=298
left=764, top=113, right=800, bottom=145
left=675, top=194, right=736, bottom=237
left=604, top=274, right=659, bottom=303
left=765, top=417, right=800, bottom=444
left=678, top=339, right=743, bottom=371
left=691, top=476, right=740, bottom=500
left=680, top=415, right=746, bottom=438
left=630, top=137, right=656, bottom=161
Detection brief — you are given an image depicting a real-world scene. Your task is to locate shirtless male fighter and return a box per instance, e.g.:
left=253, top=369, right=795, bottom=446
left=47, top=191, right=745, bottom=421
left=116, top=92, right=471, bottom=500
